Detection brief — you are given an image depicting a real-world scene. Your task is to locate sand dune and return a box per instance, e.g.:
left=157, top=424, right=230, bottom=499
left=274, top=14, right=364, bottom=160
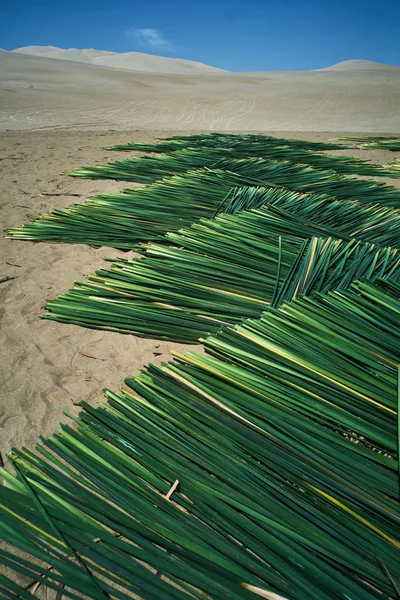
left=318, top=59, right=400, bottom=71
left=12, top=45, right=227, bottom=74
left=1, top=49, right=399, bottom=132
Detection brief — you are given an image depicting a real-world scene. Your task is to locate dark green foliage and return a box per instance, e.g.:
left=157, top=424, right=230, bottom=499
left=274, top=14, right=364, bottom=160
left=6, top=169, right=251, bottom=248
left=336, top=136, right=400, bottom=151
left=105, top=132, right=350, bottom=152
left=7, top=165, right=400, bottom=250
left=42, top=212, right=400, bottom=343
left=67, top=147, right=400, bottom=183
left=1, top=281, right=399, bottom=599
left=3, top=133, right=400, bottom=598
left=217, top=186, right=400, bottom=247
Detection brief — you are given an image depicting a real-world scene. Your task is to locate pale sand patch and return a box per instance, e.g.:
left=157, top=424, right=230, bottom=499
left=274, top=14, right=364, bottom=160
left=0, top=130, right=202, bottom=458
left=11, top=45, right=227, bottom=74
left=1, top=50, right=399, bottom=133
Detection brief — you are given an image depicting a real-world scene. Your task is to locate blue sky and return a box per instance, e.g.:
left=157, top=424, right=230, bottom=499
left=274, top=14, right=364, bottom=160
left=2, top=0, right=399, bottom=71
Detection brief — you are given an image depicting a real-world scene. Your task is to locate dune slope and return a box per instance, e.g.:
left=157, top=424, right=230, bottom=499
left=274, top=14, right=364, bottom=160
left=12, top=45, right=227, bottom=74
left=1, top=49, right=399, bottom=131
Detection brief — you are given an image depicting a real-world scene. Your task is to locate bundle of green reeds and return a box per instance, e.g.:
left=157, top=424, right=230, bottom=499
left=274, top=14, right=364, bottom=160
left=336, top=135, right=400, bottom=151
left=42, top=217, right=400, bottom=343
left=67, top=147, right=400, bottom=183
left=1, top=279, right=399, bottom=599
left=102, top=138, right=399, bottom=179
left=105, top=132, right=350, bottom=152
left=7, top=162, right=400, bottom=249
left=6, top=169, right=252, bottom=248
left=217, top=186, right=400, bottom=247
left=3, top=132, right=400, bottom=599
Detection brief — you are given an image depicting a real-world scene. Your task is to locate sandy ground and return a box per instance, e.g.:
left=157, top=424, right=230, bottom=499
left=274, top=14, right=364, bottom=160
left=1, top=129, right=399, bottom=465
left=12, top=45, right=227, bottom=74
left=1, top=50, right=400, bottom=133
left=0, top=130, right=204, bottom=460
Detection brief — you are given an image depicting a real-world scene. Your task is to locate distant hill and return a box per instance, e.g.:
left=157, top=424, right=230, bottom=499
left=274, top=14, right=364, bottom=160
left=316, top=59, right=400, bottom=71
left=12, top=46, right=227, bottom=74
left=2, top=48, right=399, bottom=132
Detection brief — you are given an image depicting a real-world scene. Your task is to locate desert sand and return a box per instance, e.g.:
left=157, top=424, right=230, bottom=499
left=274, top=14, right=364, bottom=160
left=1, top=49, right=400, bottom=132
left=12, top=45, right=227, bottom=73
left=1, top=48, right=400, bottom=461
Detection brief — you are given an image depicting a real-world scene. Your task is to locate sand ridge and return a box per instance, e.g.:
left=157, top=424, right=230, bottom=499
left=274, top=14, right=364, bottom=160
left=1, top=50, right=399, bottom=132
left=316, top=59, right=400, bottom=71
left=12, top=45, right=227, bottom=74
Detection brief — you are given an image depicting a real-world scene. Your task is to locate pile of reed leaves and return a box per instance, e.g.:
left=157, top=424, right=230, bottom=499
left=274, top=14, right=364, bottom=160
left=42, top=221, right=400, bottom=343
left=7, top=169, right=256, bottom=249
left=3, top=132, right=400, bottom=599
left=0, top=573, right=37, bottom=599
left=208, top=157, right=400, bottom=207
left=102, top=139, right=400, bottom=180
left=7, top=163, right=400, bottom=250
left=67, top=147, right=400, bottom=184
left=65, top=152, right=400, bottom=208
left=105, top=132, right=350, bottom=152
left=1, top=279, right=399, bottom=599
left=336, top=135, right=400, bottom=151
left=217, top=186, right=400, bottom=247
left=361, top=140, right=400, bottom=150
left=7, top=131, right=400, bottom=251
